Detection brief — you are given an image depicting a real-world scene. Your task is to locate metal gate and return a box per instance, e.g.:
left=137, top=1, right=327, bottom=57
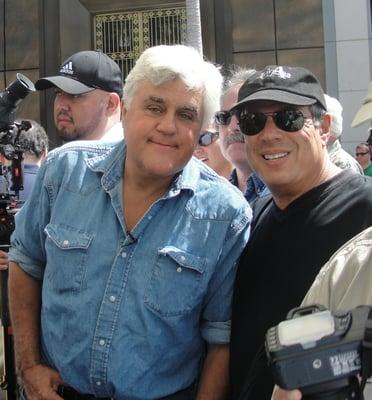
left=94, top=7, right=187, bottom=81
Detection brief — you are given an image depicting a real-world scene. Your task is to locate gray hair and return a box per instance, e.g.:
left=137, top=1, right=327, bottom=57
left=223, top=66, right=257, bottom=95
left=15, top=119, right=49, bottom=159
left=324, top=94, right=343, bottom=138
left=123, top=45, right=223, bottom=129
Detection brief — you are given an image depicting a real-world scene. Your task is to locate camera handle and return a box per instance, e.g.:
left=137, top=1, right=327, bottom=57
left=0, top=246, right=17, bottom=400
left=286, top=304, right=326, bottom=320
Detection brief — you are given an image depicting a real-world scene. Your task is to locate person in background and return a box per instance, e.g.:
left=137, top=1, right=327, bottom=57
left=8, top=44, right=251, bottom=400
left=355, top=142, right=372, bottom=176
left=229, top=65, right=372, bottom=400
left=367, top=127, right=372, bottom=148
left=16, top=119, right=49, bottom=202
left=193, top=121, right=233, bottom=178
left=324, top=94, right=363, bottom=174
left=0, top=119, right=48, bottom=270
left=35, top=50, right=123, bottom=142
left=215, top=66, right=269, bottom=206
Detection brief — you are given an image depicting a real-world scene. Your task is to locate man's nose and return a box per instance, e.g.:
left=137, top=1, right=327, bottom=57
left=55, top=94, right=71, bottom=110
left=157, top=113, right=177, bottom=134
left=258, top=115, right=283, bottom=140
left=228, top=114, right=241, bottom=133
left=194, top=146, right=206, bottom=159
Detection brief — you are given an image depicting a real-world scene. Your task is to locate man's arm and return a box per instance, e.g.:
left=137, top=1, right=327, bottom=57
left=272, top=386, right=302, bottom=400
left=8, top=261, right=62, bottom=399
left=0, top=250, right=9, bottom=270
left=196, top=343, right=229, bottom=400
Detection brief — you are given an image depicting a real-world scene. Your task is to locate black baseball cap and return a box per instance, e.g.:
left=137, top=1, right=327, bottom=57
left=232, top=65, right=326, bottom=111
left=35, top=50, right=123, bottom=98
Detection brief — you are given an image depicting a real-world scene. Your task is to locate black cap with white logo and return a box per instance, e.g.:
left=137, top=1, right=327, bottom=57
left=232, top=65, right=326, bottom=111
left=35, top=50, right=123, bottom=98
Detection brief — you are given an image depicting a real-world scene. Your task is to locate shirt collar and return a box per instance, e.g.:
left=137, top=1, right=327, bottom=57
left=87, top=141, right=198, bottom=195
left=327, top=139, right=341, bottom=154
left=228, top=169, right=239, bottom=187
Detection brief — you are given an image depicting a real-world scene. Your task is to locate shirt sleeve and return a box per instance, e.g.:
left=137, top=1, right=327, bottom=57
left=302, top=227, right=372, bottom=311
left=8, top=161, right=50, bottom=280
left=200, top=206, right=251, bottom=344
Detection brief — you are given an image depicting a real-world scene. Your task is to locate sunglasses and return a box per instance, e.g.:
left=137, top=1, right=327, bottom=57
left=356, top=151, right=370, bottom=157
left=215, top=110, right=238, bottom=126
left=237, top=109, right=309, bottom=136
left=198, top=131, right=219, bottom=146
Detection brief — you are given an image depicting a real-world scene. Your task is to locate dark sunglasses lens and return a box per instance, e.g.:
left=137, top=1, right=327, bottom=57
left=215, top=111, right=231, bottom=125
left=275, top=111, right=304, bottom=132
left=199, top=133, right=213, bottom=146
left=239, top=111, right=267, bottom=136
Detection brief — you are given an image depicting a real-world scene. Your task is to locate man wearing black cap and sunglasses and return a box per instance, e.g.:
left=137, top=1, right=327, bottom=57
left=35, top=50, right=123, bottom=142
left=229, top=65, right=372, bottom=400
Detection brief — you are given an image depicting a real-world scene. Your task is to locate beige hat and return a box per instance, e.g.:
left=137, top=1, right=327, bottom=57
left=351, top=82, right=372, bottom=127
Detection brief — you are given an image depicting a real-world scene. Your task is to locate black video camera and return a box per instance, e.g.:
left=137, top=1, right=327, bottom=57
left=0, top=73, right=35, bottom=246
left=265, top=305, right=372, bottom=400
left=0, top=73, right=35, bottom=164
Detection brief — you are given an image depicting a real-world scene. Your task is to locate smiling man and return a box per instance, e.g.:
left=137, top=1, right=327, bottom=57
left=8, top=45, right=251, bottom=400
left=229, top=65, right=372, bottom=400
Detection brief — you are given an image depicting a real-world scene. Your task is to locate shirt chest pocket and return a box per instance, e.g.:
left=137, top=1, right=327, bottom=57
left=44, top=223, right=94, bottom=293
left=144, top=246, right=206, bottom=317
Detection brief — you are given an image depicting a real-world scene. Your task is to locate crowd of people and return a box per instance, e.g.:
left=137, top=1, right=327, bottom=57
left=1, top=44, right=372, bottom=400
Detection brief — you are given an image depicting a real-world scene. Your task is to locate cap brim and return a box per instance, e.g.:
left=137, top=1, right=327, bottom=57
left=35, top=76, right=95, bottom=95
left=351, top=101, right=372, bottom=128
left=231, top=89, right=317, bottom=111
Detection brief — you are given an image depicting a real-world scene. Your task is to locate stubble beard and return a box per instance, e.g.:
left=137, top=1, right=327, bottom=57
left=57, top=126, right=84, bottom=142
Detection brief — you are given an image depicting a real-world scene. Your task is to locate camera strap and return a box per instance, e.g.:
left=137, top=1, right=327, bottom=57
left=361, top=307, right=372, bottom=394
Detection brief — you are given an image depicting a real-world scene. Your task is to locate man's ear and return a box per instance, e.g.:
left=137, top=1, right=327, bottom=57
left=106, top=93, right=121, bottom=115
left=319, top=112, right=331, bottom=147
left=121, top=100, right=128, bottom=118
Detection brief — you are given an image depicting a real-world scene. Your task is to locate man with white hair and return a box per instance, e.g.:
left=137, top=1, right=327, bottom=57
left=325, top=94, right=363, bottom=174
left=8, top=45, right=251, bottom=400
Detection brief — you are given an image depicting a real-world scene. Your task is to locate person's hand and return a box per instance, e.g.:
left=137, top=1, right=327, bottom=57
left=21, top=364, right=63, bottom=400
left=272, top=386, right=302, bottom=400
left=0, top=250, right=9, bottom=270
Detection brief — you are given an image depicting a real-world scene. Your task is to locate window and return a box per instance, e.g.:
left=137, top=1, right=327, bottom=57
left=94, top=7, right=187, bottom=80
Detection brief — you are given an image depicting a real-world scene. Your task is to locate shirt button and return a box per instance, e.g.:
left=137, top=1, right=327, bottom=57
left=96, top=381, right=102, bottom=386
left=176, top=267, right=182, bottom=273
left=121, top=252, right=127, bottom=258
left=109, top=295, right=116, bottom=302
left=62, top=240, right=69, bottom=247
left=180, top=256, right=185, bottom=262
left=148, top=215, right=152, bottom=220
left=99, top=339, right=105, bottom=346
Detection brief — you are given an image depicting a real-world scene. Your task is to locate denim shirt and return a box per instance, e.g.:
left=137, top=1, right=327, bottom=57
left=9, top=140, right=251, bottom=400
left=229, top=169, right=270, bottom=206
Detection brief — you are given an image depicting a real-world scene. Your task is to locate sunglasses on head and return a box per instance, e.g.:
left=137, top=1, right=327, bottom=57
left=237, top=109, right=309, bottom=136
left=356, top=151, right=370, bottom=157
left=198, top=131, right=219, bottom=146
